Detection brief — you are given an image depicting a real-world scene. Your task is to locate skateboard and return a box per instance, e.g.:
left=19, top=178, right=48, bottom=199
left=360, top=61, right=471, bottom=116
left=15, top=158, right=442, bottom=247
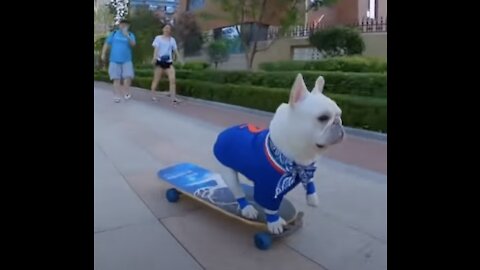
left=157, top=162, right=304, bottom=250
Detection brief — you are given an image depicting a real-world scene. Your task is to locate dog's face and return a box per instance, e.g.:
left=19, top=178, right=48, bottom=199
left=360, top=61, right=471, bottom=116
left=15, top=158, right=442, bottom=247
left=286, top=74, right=345, bottom=152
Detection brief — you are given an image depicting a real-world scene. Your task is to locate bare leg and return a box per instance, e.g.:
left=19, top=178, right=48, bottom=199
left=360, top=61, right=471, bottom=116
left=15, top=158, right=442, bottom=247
left=217, top=166, right=244, bottom=199
left=217, top=164, right=258, bottom=219
left=166, top=66, right=177, bottom=102
left=150, top=67, right=163, bottom=100
left=112, top=79, right=122, bottom=102
left=123, top=78, right=132, bottom=99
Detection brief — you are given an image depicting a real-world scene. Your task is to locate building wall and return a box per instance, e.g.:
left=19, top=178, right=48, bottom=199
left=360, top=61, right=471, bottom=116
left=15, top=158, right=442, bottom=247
left=336, top=0, right=360, bottom=24
left=258, top=33, right=387, bottom=69
left=361, top=32, right=387, bottom=58
left=307, top=0, right=387, bottom=26
left=182, top=0, right=232, bottom=30
left=251, top=32, right=386, bottom=69
left=181, top=0, right=307, bottom=31
left=251, top=38, right=310, bottom=69
left=307, top=6, right=338, bottom=27
left=357, top=0, right=387, bottom=20
left=378, top=0, right=387, bottom=19
left=185, top=33, right=386, bottom=70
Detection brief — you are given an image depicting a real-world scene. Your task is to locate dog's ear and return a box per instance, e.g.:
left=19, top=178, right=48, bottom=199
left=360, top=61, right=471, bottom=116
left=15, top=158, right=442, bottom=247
left=289, top=73, right=308, bottom=107
left=311, top=76, right=325, bottom=94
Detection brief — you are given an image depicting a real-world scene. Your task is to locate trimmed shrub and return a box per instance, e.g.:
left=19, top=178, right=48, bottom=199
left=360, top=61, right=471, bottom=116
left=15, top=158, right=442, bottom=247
left=182, top=61, right=210, bottom=70
left=94, top=73, right=387, bottom=132
left=309, top=26, right=365, bottom=57
left=95, top=69, right=387, bottom=98
left=135, top=61, right=210, bottom=71
left=207, top=39, right=230, bottom=69
left=259, top=56, right=387, bottom=73
left=130, top=69, right=386, bottom=98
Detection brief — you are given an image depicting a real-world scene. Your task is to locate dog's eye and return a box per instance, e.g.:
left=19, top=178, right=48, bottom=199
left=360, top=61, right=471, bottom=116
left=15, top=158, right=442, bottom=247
left=318, top=115, right=330, bottom=122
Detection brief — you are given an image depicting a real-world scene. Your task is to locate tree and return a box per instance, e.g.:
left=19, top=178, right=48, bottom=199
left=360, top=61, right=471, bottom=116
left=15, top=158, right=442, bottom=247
left=309, top=26, right=365, bottom=57
left=202, top=0, right=337, bottom=70
left=307, top=0, right=337, bottom=11
left=207, top=39, right=230, bottom=69
left=95, top=4, right=114, bottom=37
left=174, top=12, right=204, bottom=57
left=128, top=7, right=165, bottom=66
left=94, top=36, right=108, bottom=69
left=109, top=0, right=130, bottom=25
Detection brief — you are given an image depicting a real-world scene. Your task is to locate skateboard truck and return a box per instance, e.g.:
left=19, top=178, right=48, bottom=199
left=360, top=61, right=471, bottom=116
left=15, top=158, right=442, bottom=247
left=254, top=211, right=304, bottom=250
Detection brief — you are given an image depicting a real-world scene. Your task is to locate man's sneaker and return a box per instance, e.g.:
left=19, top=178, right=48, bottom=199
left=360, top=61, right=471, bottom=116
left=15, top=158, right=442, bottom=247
left=152, top=96, right=157, bottom=102
left=124, top=93, right=131, bottom=100
left=114, top=97, right=121, bottom=103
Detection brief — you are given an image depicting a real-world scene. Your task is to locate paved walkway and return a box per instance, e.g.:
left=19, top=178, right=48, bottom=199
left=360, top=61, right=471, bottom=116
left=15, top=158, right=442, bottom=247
left=94, top=82, right=387, bottom=270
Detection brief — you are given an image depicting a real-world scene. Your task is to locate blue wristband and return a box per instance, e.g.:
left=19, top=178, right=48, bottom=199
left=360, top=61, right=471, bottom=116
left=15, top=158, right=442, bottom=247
left=237, top=197, right=248, bottom=209
left=266, top=213, right=280, bottom=223
left=305, top=181, right=316, bottom=195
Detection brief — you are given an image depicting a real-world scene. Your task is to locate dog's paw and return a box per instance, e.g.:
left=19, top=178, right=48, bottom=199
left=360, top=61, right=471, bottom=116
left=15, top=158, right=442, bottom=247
left=306, top=192, right=319, bottom=207
left=241, top=204, right=258, bottom=220
left=267, top=217, right=287, bottom=235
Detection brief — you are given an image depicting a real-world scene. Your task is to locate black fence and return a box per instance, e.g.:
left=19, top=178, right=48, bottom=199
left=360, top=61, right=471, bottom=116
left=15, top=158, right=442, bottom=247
left=267, top=17, right=387, bottom=40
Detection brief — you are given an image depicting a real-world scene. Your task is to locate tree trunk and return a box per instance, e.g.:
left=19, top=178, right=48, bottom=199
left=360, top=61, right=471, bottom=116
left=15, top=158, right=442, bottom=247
left=244, top=50, right=251, bottom=70
left=179, top=48, right=185, bottom=62
left=247, top=41, right=258, bottom=70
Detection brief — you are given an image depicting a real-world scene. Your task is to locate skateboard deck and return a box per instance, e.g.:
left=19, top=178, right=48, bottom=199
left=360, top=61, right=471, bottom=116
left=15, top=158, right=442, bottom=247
left=157, top=162, right=303, bottom=235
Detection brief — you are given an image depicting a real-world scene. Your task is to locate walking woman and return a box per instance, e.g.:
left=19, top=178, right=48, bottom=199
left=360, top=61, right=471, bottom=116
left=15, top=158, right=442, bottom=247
left=150, top=24, right=182, bottom=103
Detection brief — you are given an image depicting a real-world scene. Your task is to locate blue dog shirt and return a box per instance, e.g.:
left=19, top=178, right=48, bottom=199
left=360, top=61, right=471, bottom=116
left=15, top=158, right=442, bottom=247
left=213, top=124, right=316, bottom=213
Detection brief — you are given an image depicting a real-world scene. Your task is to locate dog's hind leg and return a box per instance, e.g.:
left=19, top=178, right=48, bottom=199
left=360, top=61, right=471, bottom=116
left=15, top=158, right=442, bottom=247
left=217, top=165, right=258, bottom=219
left=217, top=165, right=244, bottom=198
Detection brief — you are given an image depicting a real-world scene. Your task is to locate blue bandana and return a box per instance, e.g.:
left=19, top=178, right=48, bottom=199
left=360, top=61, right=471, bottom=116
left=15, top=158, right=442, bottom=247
left=265, top=134, right=316, bottom=198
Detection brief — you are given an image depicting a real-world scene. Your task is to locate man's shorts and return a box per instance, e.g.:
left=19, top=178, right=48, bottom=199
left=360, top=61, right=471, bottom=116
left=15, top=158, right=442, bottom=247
left=108, top=61, right=134, bottom=80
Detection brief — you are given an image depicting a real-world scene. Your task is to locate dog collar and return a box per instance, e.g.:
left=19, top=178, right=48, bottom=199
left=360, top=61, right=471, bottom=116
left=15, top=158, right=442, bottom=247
left=264, top=133, right=316, bottom=198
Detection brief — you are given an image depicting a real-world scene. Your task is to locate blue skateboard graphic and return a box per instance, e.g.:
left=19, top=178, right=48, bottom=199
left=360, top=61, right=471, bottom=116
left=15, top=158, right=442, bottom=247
left=157, top=162, right=304, bottom=250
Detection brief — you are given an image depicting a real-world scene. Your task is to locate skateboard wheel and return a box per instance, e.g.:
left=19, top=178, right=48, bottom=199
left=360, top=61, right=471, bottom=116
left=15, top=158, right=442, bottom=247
left=166, top=188, right=180, bottom=203
left=254, top=232, right=272, bottom=250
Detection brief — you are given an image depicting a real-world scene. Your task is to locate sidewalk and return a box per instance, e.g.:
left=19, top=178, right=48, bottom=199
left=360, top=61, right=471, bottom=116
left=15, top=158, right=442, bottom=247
left=94, top=82, right=387, bottom=270
left=95, top=82, right=386, bottom=174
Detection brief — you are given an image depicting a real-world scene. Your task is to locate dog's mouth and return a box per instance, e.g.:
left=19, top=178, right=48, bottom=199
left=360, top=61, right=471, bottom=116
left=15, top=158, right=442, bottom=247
left=315, top=144, right=325, bottom=149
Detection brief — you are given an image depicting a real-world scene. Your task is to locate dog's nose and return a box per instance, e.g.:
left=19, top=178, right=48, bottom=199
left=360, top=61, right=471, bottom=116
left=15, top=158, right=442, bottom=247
left=333, top=117, right=342, bottom=125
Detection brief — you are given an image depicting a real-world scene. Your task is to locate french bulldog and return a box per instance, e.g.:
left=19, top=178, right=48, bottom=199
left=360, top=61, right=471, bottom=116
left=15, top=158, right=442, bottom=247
left=213, top=74, right=344, bottom=234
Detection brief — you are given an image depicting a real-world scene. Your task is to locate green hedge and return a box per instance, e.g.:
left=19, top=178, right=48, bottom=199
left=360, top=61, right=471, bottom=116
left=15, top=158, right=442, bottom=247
left=259, top=56, right=387, bottom=73
left=182, top=61, right=210, bottom=70
left=94, top=73, right=387, bottom=132
left=132, top=69, right=386, bottom=98
left=135, top=61, right=210, bottom=71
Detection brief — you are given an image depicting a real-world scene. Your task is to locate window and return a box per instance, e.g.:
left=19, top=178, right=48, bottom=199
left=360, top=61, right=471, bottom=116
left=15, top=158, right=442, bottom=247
left=187, top=0, right=205, bottom=11
left=214, top=26, right=244, bottom=54
left=367, top=0, right=376, bottom=19
left=164, top=0, right=177, bottom=14
left=293, top=47, right=324, bottom=61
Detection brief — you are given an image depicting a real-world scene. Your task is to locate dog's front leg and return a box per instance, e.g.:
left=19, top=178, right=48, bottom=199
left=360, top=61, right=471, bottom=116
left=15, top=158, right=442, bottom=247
left=218, top=165, right=258, bottom=219
left=303, top=179, right=319, bottom=207
left=265, top=209, right=287, bottom=234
